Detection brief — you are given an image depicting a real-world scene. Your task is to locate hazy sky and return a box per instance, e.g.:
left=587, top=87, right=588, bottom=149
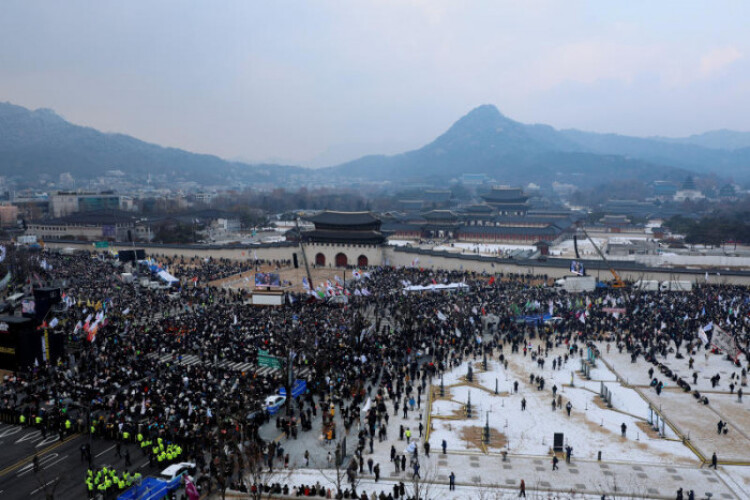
left=1, top=1, right=749, bottom=166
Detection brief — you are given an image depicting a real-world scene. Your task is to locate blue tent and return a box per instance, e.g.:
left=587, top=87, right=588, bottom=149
left=279, top=379, right=307, bottom=398
left=118, top=478, right=169, bottom=500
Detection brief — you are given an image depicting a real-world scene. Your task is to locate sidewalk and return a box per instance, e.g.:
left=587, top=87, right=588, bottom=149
left=210, top=453, right=742, bottom=499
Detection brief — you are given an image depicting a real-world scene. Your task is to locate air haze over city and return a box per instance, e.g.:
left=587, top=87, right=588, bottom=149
left=1, top=2, right=750, bottom=500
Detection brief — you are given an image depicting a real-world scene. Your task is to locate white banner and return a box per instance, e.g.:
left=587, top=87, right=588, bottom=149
left=711, top=325, right=739, bottom=361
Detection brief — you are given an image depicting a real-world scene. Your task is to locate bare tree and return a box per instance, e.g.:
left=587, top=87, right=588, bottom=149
left=317, top=447, right=361, bottom=498
left=244, top=439, right=290, bottom=499
left=408, top=459, right=443, bottom=500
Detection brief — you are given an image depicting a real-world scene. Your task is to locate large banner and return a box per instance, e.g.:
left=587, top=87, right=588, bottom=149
left=570, top=260, right=585, bottom=276
left=711, top=325, right=739, bottom=362
left=255, top=272, right=281, bottom=287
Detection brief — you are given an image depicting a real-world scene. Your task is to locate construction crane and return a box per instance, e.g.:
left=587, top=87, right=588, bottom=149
left=576, top=225, right=627, bottom=289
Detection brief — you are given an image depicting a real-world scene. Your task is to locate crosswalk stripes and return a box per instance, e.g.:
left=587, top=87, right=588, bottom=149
left=144, top=350, right=312, bottom=380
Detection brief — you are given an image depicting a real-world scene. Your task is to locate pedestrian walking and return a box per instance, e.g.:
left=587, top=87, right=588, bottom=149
left=521, top=397, right=526, bottom=411
left=552, top=455, right=559, bottom=470
left=449, top=471, right=456, bottom=491
left=711, top=452, right=718, bottom=469
left=621, top=422, right=627, bottom=437
left=519, top=479, right=526, bottom=497
left=374, top=463, right=380, bottom=482
left=566, top=401, right=572, bottom=416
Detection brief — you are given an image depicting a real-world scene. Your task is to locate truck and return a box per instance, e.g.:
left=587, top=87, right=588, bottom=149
left=660, top=280, right=693, bottom=292
left=554, top=275, right=597, bottom=293
left=633, top=279, right=660, bottom=291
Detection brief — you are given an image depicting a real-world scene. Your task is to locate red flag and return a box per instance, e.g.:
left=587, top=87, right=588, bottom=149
left=489, top=276, right=495, bottom=285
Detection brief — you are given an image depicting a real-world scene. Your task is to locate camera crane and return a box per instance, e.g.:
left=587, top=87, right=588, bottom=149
left=576, top=224, right=626, bottom=289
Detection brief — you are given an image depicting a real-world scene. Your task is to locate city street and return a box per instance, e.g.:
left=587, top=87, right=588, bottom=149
left=0, top=427, right=162, bottom=500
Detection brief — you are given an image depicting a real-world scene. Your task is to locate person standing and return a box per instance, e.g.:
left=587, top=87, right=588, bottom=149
left=521, top=398, right=526, bottom=411
left=449, top=471, right=456, bottom=491
left=441, top=439, right=447, bottom=455
left=711, top=452, right=718, bottom=469
left=552, top=455, right=559, bottom=470
left=566, top=401, right=572, bottom=417
left=374, top=463, right=380, bottom=482
left=519, top=479, right=526, bottom=497
left=621, top=423, right=627, bottom=437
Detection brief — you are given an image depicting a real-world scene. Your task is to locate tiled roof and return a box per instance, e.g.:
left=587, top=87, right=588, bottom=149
left=459, top=225, right=560, bottom=236
left=307, top=211, right=380, bottom=226
left=302, top=229, right=385, bottom=244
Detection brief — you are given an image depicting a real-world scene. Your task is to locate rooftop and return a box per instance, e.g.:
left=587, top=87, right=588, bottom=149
left=307, top=211, right=380, bottom=226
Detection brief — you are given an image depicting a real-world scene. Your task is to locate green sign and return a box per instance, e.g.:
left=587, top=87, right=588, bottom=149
left=257, top=349, right=282, bottom=369
left=94, top=241, right=109, bottom=249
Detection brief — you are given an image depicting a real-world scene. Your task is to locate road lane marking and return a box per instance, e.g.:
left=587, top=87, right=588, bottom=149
left=35, top=435, right=60, bottom=448
left=29, top=477, right=59, bottom=496
left=95, top=445, right=115, bottom=458
left=17, top=454, right=59, bottom=477
left=0, top=427, right=22, bottom=438
left=41, top=455, right=68, bottom=470
left=14, top=432, right=42, bottom=444
left=0, top=434, right=79, bottom=477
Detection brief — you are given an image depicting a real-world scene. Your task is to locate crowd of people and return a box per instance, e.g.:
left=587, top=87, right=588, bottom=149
left=1, top=246, right=748, bottom=499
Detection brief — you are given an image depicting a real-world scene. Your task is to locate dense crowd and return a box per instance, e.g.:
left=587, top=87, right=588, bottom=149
left=1, top=247, right=749, bottom=499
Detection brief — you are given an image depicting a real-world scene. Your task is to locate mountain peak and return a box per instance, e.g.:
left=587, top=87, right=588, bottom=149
left=442, top=104, right=518, bottom=139
left=459, top=104, right=511, bottom=124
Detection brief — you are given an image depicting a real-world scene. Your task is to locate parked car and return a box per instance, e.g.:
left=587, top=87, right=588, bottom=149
left=158, top=462, right=196, bottom=491
left=264, top=394, right=286, bottom=415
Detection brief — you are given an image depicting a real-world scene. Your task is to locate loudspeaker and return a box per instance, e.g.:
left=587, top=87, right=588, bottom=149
left=293, top=253, right=299, bottom=269
left=119, top=250, right=137, bottom=263
left=553, top=432, right=564, bottom=452
left=0, top=316, right=37, bottom=371
left=33, top=287, right=61, bottom=320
